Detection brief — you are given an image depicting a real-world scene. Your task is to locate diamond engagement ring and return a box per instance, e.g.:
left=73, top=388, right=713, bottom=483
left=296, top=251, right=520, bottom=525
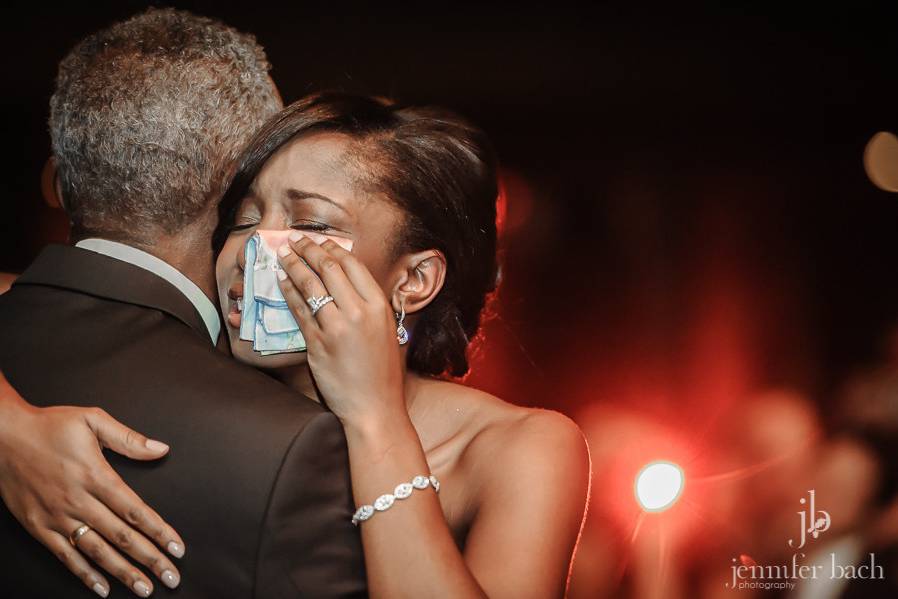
left=307, top=295, right=335, bottom=316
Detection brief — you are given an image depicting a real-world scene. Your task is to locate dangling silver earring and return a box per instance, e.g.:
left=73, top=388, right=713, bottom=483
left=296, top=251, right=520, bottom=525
left=395, top=305, right=409, bottom=345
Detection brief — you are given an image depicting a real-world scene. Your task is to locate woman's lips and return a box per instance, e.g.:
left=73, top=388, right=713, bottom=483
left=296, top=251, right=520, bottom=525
left=226, top=279, right=244, bottom=329
left=227, top=299, right=242, bottom=329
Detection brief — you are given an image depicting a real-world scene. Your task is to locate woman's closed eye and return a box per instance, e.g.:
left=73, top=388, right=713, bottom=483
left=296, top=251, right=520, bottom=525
left=226, top=216, right=348, bottom=235
left=228, top=220, right=258, bottom=233
left=227, top=205, right=262, bottom=233
left=290, top=219, right=330, bottom=232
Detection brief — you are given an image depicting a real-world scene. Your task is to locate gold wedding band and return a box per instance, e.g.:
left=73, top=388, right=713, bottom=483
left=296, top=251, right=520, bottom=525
left=68, top=524, right=91, bottom=547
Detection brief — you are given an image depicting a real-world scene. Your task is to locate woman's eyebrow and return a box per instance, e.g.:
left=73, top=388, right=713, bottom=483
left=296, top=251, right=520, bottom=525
left=285, top=188, right=348, bottom=213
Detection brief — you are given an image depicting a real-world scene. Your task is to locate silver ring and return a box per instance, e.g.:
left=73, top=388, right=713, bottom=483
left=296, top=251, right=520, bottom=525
left=307, top=295, right=335, bottom=316
left=68, top=524, right=91, bottom=547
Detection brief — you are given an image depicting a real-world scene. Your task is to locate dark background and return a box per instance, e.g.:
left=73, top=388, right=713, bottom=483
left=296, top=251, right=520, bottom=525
left=0, top=1, right=898, bottom=418
left=5, top=2, right=895, bottom=415
left=3, top=2, right=898, bottom=596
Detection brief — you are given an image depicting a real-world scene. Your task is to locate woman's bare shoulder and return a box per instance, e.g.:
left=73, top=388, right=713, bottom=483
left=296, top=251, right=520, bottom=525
left=476, top=403, right=589, bottom=476
left=429, top=379, right=589, bottom=477
left=430, top=380, right=590, bottom=531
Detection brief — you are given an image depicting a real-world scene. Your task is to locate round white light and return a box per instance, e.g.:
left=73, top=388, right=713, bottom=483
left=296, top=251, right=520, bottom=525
left=635, top=461, right=684, bottom=512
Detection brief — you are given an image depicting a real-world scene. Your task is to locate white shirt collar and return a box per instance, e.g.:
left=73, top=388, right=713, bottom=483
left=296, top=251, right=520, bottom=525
left=75, top=238, right=221, bottom=345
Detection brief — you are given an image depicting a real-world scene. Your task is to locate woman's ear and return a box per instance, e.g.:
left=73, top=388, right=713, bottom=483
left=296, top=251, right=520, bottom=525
left=40, top=157, right=65, bottom=210
left=390, top=250, right=447, bottom=315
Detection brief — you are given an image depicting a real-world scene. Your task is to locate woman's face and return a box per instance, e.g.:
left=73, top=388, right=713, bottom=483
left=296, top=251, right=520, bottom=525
left=216, top=131, right=404, bottom=368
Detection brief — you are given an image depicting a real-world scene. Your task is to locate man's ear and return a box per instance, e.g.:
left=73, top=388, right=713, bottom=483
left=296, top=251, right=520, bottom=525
left=40, top=157, right=65, bottom=210
left=390, top=250, right=447, bottom=315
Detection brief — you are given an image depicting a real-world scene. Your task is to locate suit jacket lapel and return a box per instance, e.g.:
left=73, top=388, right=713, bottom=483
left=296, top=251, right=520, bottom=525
left=14, top=244, right=211, bottom=340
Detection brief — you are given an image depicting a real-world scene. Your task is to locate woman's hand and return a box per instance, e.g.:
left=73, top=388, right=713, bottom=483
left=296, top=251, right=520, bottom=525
left=0, top=373, right=185, bottom=597
left=277, top=234, right=493, bottom=599
left=275, top=232, right=407, bottom=427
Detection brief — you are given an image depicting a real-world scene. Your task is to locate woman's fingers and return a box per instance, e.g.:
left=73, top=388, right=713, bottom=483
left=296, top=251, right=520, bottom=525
left=317, top=239, right=385, bottom=304
left=40, top=530, right=111, bottom=597
left=276, top=257, right=324, bottom=338
left=90, top=467, right=185, bottom=560
left=69, top=524, right=155, bottom=597
left=84, top=410, right=184, bottom=557
left=0, top=397, right=184, bottom=593
left=83, top=408, right=170, bottom=461
left=81, top=408, right=186, bottom=564
left=276, top=242, right=335, bottom=329
left=82, top=498, right=181, bottom=590
left=286, top=234, right=361, bottom=308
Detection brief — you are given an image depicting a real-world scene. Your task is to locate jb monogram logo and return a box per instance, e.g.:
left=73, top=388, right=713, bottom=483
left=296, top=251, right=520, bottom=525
left=788, top=489, right=831, bottom=550
left=727, top=490, right=884, bottom=591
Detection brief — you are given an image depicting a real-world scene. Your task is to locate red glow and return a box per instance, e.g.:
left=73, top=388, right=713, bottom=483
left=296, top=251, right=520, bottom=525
left=739, top=554, right=757, bottom=568
left=495, top=168, right=534, bottom=238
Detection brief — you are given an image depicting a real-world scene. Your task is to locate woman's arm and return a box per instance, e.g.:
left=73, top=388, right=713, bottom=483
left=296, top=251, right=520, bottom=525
left=342, top=409, right=489, bottom=597
left=343, top=408, right=589, bottom=598
left=457, top=412, right=591, bottom=597
left=0, top=272, right=18, bottom=294
left=277, top=235, right=591, bottom=598
left=0, top=372, right=186, bottom=597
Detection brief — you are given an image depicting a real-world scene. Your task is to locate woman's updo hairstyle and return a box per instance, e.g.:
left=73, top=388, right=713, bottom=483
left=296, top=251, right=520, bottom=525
left=216, top=92, right=499, bottom=377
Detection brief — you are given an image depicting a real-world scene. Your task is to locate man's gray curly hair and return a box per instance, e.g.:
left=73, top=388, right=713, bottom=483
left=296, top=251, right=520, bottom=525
left=49, top=8, right=283, bottom=239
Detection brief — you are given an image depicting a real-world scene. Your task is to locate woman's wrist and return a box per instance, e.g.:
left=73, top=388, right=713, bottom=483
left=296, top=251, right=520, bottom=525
left=342, top=406, right=424, bottom=466
left=336, top=388, right=408, bottom=436
left=343, top=407, right=415, bottom=444
left=0, top=378, right=38, bottom=437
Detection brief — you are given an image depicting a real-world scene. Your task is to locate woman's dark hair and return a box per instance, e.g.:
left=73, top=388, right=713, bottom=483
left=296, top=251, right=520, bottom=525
left=215, top=92, right=499, bottom=377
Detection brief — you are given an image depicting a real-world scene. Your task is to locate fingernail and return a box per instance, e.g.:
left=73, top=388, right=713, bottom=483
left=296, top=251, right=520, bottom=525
left=288, top=231, right=303, bottom=242
left=167, top=541, right=185, bottom=558
left=92, top=582, right=109, bottom=598
left=277, top=244, right=291, bottom=258
left=145, top=439, right=169, bottom=453
left=276, top=269, right=288, bottom=282
left=133, top=580, right=151, bottom=597
left=161, top=569, right=180, bottom=589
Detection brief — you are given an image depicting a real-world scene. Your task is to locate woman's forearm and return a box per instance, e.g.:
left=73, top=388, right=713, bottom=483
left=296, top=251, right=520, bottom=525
left=0, top=372, right=36, bottom=438
left=0, top=272, right=18, bottom=295
left=343, top=406, right=487, bottom=599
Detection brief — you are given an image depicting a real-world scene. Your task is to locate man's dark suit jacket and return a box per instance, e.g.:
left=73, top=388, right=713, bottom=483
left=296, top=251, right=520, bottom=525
left=0, top=244, right=367, bottom=598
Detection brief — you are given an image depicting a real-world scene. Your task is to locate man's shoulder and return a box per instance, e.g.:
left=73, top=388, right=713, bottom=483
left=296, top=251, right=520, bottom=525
left=1, top=277, right=324, bottom=437
left=101, top=307, right=327, bottom=435
left=157, top=334, right=326, bottom=423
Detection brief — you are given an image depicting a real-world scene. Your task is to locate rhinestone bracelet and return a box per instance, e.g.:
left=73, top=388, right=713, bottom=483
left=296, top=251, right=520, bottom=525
left=352, top=474, right=440, bottom=525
